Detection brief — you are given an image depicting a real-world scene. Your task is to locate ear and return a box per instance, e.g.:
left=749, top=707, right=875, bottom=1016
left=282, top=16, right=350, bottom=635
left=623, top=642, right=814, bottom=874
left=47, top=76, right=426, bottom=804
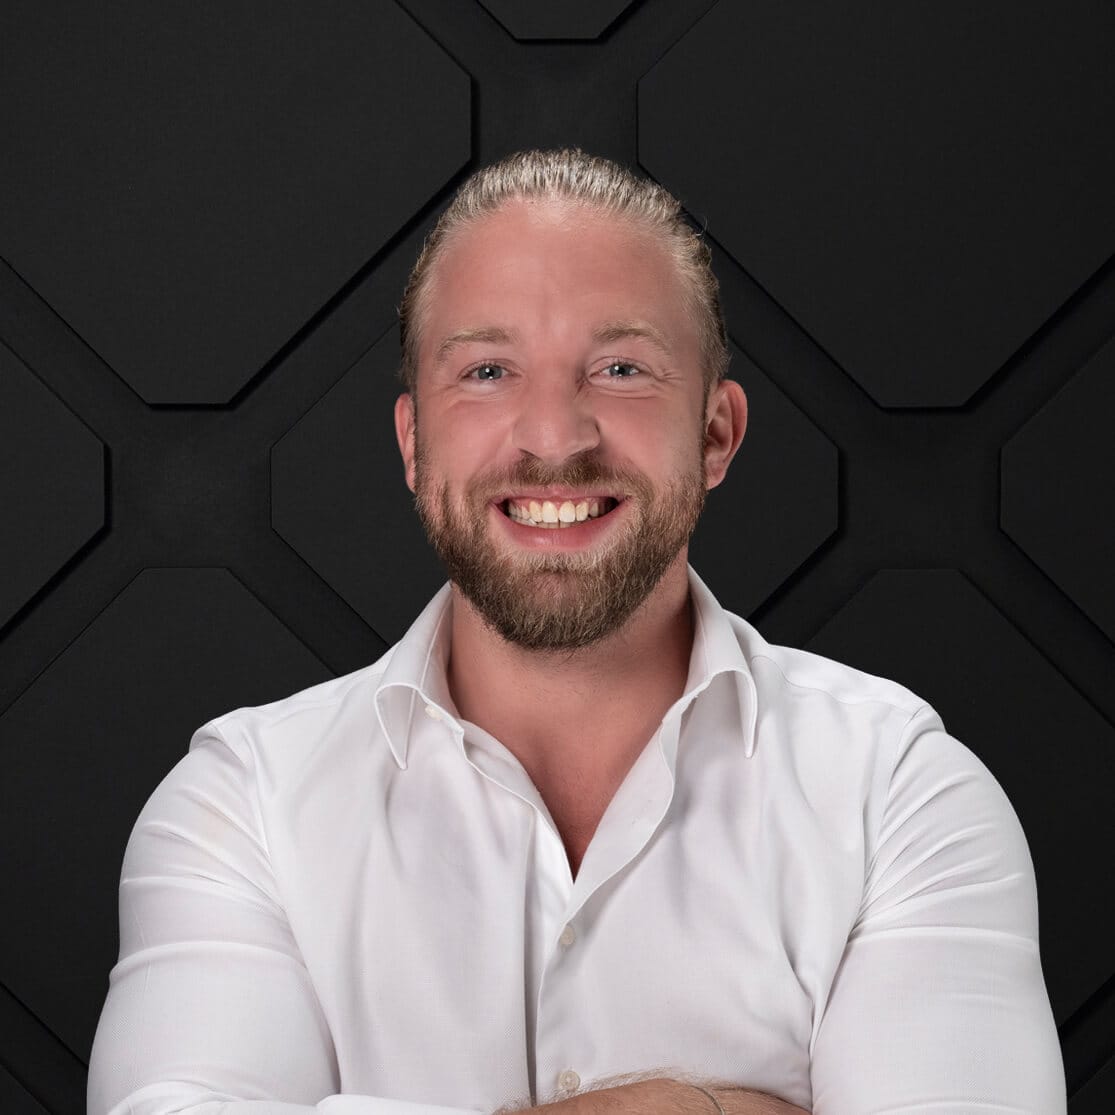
left=394, top=392, right=417, bottom=494
left=703, top=378, right=747, bottom=490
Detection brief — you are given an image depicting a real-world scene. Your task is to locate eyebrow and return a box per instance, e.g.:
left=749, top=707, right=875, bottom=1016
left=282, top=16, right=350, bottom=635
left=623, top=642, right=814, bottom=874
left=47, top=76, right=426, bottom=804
left=432, top=320, right=674, bottom=365
left=434, top=326, right=518, bottom=365
left=591, top=320, right=673, bottom=356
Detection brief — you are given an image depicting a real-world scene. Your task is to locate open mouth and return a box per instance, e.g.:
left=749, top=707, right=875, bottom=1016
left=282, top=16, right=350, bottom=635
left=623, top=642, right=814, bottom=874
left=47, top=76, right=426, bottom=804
left=500, top=496, right=621, bottom=529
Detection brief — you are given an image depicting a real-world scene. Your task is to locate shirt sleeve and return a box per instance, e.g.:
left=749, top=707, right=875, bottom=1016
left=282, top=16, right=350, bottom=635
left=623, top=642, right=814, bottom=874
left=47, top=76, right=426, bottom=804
left=87, top=731, right=486, bottom=1115
left=809, top=704, right=1066, bottom=1114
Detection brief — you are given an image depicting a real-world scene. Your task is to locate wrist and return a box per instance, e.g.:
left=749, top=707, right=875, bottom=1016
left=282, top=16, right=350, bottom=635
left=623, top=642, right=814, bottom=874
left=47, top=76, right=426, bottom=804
left=544, top=1078, right=692, bottom=1112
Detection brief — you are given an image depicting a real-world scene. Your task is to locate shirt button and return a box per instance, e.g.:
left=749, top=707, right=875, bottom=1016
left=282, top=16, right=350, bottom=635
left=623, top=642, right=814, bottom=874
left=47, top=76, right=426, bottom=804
left=423, top=704, right=442, bottom=721
left=559, top=924, right=576, bottom=947
left=558, top=1069, right=580, bottom=1092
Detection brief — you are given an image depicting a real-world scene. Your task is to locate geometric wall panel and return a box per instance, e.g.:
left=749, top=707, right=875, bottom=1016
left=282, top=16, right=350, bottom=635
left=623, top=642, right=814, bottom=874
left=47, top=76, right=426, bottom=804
left=0, top=568, right=332, bottom=1061
left=272, top=329, right=448, bottom=645
left=1070, top=1051, right=1115, bottom=1114
left=0, top=1069, right=47, bottom=1115
left=1002, top=335, right=1115, bottom=643
left=0, top=342, right=104, bottom=629
left=0, top=2, right=470, bottom=403
left=689, top=344, right=838, bottom=616
left=1, top=2, right=1111, bottom=1105
left=0, top=981, right=85, bottom=1115
left=807, top=569, right=1115, bottom=1025
left=640, top=2, right=1115, bottom=407
left=478, top=0, right=639, bottom=40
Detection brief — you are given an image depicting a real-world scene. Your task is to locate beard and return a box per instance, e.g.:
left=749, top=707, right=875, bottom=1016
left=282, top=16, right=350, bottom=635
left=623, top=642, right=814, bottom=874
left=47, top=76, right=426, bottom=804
left=413, top=439, right=707, bottom=652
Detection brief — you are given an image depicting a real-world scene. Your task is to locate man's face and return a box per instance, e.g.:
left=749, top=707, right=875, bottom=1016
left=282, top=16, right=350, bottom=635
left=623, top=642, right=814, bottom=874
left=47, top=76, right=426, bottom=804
left=396, top=199, right=719, bottom=651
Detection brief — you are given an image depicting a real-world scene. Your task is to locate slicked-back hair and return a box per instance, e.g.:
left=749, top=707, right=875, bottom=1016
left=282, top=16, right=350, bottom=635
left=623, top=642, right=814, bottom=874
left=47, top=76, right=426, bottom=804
left=397, top=148, right=729, bottom=395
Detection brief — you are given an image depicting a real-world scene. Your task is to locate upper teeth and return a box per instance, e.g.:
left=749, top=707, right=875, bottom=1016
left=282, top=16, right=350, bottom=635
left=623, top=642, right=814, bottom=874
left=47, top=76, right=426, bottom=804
left=507, top=498, right=607, bottom=527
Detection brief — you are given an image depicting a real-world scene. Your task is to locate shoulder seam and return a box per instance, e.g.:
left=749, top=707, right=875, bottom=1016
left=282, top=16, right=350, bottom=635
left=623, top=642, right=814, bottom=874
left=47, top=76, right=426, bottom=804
left=197, top=719, right=278, bottom=886
left=865, top=703, right=933, bottom=890
left=749, top=652, right=924, bottom=715
left=206, top=664, right=385, bottom=736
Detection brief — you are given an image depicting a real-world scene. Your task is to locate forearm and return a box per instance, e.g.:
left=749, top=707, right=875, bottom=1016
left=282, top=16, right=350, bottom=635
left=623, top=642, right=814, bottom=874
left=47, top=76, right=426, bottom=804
left=497, top=1078, right=808, bottom=1114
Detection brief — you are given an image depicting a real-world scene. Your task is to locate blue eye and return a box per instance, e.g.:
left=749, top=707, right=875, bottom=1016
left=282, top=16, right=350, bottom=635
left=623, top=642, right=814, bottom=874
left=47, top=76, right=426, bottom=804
left=469, top=364, right=505, bottom=381
left=602, top=363, right=640, bottom=378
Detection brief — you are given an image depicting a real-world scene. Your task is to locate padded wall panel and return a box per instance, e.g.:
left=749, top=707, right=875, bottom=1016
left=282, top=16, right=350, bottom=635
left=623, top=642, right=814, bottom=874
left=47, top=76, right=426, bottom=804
left=272, top=329, right=447, bottom=644
left=0, top=1070, right=48, bottom=1115
left=689, top=346, right=837, bottom=615
left=0, top=1, right=470, bottom=403
left=1002, top=336, right=1115, bottom=643
left=1071, top=1053, right=1115, bottom=1114
left=0, top=986, right=86, bottom=1115
left=639, top=1, right=1115, bottom=406
left=478, top=0, right=639, bottom=40
left=0, top=343, right=104, bottom=628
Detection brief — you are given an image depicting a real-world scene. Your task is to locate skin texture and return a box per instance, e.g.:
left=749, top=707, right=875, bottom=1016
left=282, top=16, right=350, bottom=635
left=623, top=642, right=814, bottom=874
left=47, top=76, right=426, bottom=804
left=394, top=198, right=748, bottom=877
left=502, top=1076, right=809, bottom=1113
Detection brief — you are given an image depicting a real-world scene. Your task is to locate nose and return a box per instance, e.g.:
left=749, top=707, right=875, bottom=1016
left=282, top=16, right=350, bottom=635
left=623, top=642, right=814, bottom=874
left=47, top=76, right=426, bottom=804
left=510, top=374, right=600, bottom=465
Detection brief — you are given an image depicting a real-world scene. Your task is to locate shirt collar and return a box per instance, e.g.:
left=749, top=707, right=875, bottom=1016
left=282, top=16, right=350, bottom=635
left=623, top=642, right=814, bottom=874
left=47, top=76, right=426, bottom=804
left=373, top=565, right=758, bottom=769
left=680, top=565, right=759, bottom=759
left=374, top=581, right=457, bottom=770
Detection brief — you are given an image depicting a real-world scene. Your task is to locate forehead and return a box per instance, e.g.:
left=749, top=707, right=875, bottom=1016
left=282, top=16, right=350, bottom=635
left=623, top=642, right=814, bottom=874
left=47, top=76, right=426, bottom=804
left=418, top=199, right=698, bottom=365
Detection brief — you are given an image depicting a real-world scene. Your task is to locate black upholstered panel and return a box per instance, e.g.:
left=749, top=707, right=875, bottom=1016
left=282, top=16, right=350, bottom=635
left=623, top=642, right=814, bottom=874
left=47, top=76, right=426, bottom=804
left=478, top=0, right=640, bottom=40
left=689, top=345, right=837, bottom=616
left=272, top=329, right=446, bottom=644
left=0, top=1, right=470, bottom=403
left=1070, top=1050, right=1115, bottom=1114
left=1002, top=336, right=1115, bottom=643
left=639, top=1, right=1115, bottom=406
left=0, top=983, right=85, bottom=1115
left=0, top=343, right=104, bottom=628
left=0, top=1069, right=48, bottom=1115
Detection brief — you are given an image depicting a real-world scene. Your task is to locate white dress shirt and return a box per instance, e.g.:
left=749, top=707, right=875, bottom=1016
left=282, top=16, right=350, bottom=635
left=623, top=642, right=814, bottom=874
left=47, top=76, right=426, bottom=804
left=88, top=566, right=1065, bottom=1115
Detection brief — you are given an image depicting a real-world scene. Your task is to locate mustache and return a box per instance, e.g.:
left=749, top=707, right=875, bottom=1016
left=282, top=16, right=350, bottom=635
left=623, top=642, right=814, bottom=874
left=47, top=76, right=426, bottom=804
left=466, top=451, right=648, bottom=502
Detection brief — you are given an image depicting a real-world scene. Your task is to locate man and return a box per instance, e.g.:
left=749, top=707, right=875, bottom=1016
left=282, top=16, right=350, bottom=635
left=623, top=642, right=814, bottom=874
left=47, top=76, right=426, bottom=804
left=88, top=150, right=1066, bottom=1114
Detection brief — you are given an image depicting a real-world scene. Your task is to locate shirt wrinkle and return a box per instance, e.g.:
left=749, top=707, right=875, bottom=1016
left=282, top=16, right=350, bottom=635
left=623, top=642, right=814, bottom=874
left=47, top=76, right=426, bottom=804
left=749, top=652, right=925, bottom=716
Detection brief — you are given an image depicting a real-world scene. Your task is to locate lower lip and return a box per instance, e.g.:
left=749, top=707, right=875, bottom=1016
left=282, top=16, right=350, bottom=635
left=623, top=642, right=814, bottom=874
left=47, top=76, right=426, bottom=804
left=490, top=501, right=627, bottom=549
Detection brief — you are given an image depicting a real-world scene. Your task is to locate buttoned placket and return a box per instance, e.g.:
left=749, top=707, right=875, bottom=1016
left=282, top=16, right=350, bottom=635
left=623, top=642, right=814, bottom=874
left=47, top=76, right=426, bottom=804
left=532, top=714, right=680, bottom=1103
left=420, top=691, right=682, bottom=1106
left=446, top=711, right=578, bottom=1102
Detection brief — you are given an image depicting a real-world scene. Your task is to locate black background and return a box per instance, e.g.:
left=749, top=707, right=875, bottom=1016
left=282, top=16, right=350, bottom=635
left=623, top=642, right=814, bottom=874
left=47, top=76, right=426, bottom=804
left=1, top=2, right=1113, bottom=1111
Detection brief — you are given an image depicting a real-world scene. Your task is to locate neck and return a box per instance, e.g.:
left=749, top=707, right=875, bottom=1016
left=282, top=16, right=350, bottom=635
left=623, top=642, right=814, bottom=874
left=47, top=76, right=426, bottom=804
left=445, top=552, right=694, bottom=781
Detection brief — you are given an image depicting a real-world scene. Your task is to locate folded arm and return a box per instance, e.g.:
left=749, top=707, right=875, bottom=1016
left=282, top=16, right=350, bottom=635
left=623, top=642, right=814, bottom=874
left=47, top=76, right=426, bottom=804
left=87, top=733, right=485, bottom=1115
left=809, top=707, right=1066, bottom=1113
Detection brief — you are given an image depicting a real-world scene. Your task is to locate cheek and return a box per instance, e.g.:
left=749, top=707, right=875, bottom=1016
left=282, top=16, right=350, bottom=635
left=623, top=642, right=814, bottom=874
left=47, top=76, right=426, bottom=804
left=604, top=409, right=701, bottom=472
left=418, top=408, right=504, bottom=480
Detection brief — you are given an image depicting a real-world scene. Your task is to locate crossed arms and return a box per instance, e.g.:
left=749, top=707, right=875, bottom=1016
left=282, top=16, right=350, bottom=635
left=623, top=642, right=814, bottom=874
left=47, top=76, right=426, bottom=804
left=87, top=717, right=1065, bottom=1114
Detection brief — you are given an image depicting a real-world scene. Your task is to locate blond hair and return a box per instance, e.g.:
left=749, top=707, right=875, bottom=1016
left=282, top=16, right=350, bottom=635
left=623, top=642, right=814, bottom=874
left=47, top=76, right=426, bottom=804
left=397, top=148, right=729, bottom=393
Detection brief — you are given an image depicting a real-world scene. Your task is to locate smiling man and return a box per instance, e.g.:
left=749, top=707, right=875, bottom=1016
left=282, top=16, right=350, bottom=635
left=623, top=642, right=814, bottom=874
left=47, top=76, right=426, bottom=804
left=89, top=151, right=1066, bottom=1115
left=392, top=183, right=740, bottom=886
